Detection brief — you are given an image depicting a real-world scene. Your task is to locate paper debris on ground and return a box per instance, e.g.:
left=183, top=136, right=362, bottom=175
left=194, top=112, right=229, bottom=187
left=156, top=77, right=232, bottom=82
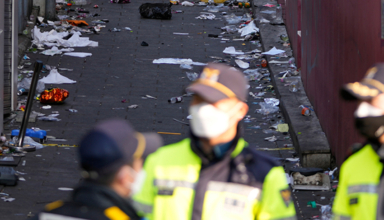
left=269, top=60, right=289, bottom=64
left=32, top=26, right=98, bottom=47
left=223, top=46, right=244, bottom=55
left=262, top=47, right=285, bottom=55
left=277, top=124, right=289, bottom=132
left=40, top=69, right=77, bottom=84
left=196, top=13, right=215, bottom=20
left=182, top=1, right=194, bottom=6
left=265, top=136, right=277, bottom=142
left=64, top=52, right=92, bottom=58
left=153, top=58, right=206, bottom=66
left=235, top=60, right=249, bottom=69
left=239, top=21, right=259, bottom=36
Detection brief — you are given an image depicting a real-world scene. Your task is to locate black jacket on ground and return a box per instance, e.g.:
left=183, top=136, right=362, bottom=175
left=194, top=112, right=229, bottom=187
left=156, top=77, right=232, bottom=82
left=30, top=181, right=141, bottom=220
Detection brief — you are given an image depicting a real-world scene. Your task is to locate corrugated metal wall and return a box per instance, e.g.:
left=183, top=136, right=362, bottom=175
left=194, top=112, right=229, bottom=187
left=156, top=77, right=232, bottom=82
left=284, top=0, right=384, bottom=165
left=285, top=0, right=301, bottom=68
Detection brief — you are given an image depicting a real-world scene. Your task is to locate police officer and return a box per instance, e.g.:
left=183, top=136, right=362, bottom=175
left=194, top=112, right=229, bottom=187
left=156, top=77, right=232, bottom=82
left=30, top=119, right=162, bottom=220
left=133, top=64, right=296, bottom=220
left=333, top=63, right=384, bottom=219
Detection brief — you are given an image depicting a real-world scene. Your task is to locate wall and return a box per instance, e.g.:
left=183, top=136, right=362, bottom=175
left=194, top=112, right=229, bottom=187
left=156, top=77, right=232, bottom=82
left=285, top=0, right=384, bottom=165
left=4, top=0, right=13, bottom=114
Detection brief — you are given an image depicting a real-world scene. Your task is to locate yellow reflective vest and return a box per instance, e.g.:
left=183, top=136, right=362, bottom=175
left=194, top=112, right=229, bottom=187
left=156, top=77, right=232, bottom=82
left=133, top=138, right=296, bottom=220
left=333, top=144, right=383, bottom=220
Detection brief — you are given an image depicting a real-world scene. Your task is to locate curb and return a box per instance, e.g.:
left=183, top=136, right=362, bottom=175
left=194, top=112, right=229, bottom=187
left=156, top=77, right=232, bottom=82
left=254, top=4, right=331, bottom=168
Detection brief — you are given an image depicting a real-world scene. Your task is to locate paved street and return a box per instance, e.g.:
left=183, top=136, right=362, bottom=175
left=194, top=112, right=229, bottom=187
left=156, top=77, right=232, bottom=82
left=0, top=0, right=334, bottom=219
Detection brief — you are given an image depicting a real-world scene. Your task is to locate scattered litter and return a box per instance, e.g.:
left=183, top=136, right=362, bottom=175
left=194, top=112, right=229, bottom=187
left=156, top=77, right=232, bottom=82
left=277, top=124, right=289, bottom=132
left=2, top=197, right=15, bottom=202
left=258, top=102, right=279, bottom=115
left=124, top=27, right=132, bottom=31
left=66, top=109, right=78, bottom=113
left=196, top=13, right=216, bottom=20
left=235, top=60, right=249, bottom=69
left=269, top=60, right=289, bottom=64
left=18, top=177, right=26, bottom=181
left=58, top=187, right=73, bottom=191
left=173, top=32, right=189, bottom=35
left=40, top=88, right=69, bottom=103
left=182, top=1, right=194, bottom=6
left=239, top=20, right=259, bottom=36
left=264, top=136, right=277, bottom=142
left=173, top=118, right=189, bottom=125
left=141, top=41, right=149, bottom=46
left=139, top=3, right=172, bottom=19
left=223, top=46, right=244, bottom=55
left=109, top=28, right=121, bottom=32
left=41, top=46, right=74, bottom=56
left=39, top=69, right=76, bottom=84
left=262, top=47, right=285, bottom=55
left=64, top=52, right=92, bottom=58
left=180, top=64, right=193, bottom=70
left=264, top=98, right=280, bottom=106
left=153, top=58, right=205, bottom=66
left=42, top=106, right=51, bottom=109
left=32, top=26, right=98, bottom=47
left=186, top=72, right=198, bottom=81
left=142, top=95, right=157, bottom=100
left=128, top=105, right=138, bottom=109
left=263, top=4, right=275, bottom=7
left=224, top=13, right=242, bottom=24
left=260, top=10, right=276, bottom=14
left=23, top=55, right=30, bottom=60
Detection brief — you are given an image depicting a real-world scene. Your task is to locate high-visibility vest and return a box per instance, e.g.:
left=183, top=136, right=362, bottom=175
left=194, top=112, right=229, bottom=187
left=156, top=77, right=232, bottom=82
left=133, top=138, right=296, bottom=220
left=333, top=144, right=383, bottom=220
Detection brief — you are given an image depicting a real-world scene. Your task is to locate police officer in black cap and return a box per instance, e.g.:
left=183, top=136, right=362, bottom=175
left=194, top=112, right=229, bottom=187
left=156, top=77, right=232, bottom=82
left=30, top=119, right=162, bottom=220
left=333, top=64, right=384, bottom=219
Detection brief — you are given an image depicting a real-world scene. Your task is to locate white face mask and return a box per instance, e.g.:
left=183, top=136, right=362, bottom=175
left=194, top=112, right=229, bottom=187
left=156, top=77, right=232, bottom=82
left=126, top=168, right=146, bottom=197
left=189, top=102, right=242, bottom=138
left=355, top=102, right=384, bottom=118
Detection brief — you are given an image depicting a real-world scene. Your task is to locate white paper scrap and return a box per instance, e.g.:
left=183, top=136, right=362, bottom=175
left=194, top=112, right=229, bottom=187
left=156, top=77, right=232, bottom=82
left=235, top=60, right=249, bottom=69
left=240, top=21, right=259, bottom=36
left=223, top=46, right=244, bottom=55
left=269, top=60, right=289, bottom=64
left=64, top=52, right=92, bottom=58
left=153, top=58, right=206, bottom=66
left=262, top=47, right=285, bottom=55
left=40, top=69, right=77, bottom=84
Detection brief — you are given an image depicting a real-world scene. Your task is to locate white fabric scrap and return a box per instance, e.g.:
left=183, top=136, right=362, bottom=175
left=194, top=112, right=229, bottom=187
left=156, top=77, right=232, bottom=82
left=239, top=21, right=259, bottom=36
left=153, top=58, right=206, bottom=66
left=223, top=46, right=244, bottom=55
left=182, top=1, right=194, bottom=6
left=32, top=26, right=98, bottom=48
left=269, top=60, right=289, bottom=64
left=235, top=60, right=249, bottom=69
left=262, top=47, right=285, bottom=55
left=64, top=52, right=92, bottom=58
left=40, top=46, right=74, bottom=56
left=40, top=69, right=76, bottom=84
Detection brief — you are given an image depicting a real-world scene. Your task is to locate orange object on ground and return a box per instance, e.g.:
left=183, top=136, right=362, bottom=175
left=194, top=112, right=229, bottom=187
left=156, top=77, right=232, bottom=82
left=40, top=88, right=69, bottom=104
left=67, top=3, right=72, bottom=6
left=261, top=59, right=268, bottom=68
left=67, top=20, right=89, bottom=26
left=245, top=2, right=250, bottom=8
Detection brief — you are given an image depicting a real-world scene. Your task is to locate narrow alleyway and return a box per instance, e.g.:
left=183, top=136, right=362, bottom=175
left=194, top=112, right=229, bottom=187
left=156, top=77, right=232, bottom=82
left=0, top=0, right=334, bottom=219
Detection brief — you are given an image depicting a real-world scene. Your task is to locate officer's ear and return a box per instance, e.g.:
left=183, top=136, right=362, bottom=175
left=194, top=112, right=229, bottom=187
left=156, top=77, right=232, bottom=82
left=116, top=165, right=134, bottom=185
left=235, top=101, right=249, bottom=121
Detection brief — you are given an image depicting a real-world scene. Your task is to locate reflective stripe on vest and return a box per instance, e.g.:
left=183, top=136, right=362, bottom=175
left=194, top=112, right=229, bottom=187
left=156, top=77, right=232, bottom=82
left=154, top=179, right=196, bottom=189
left=332, top=214, right=351, bottom=220
left=348, top=184, right=377, bottom=194
left=132, top=200, right=153, bottom=214
left=206, top=181, right=261, bottom=199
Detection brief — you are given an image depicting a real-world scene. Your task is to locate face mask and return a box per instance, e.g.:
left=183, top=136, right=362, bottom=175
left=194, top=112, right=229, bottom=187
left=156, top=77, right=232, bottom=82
left=189, top=102, right=242, bottom=138
left=354, top=102, right=384, bottom=140
left=126, top=168, right=146, bottom=197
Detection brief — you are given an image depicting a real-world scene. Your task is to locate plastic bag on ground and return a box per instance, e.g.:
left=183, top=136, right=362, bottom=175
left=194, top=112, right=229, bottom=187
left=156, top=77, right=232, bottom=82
left=12, top=136, right=44, bottom=149
left=139, top=3, right=172, bottom=19
left=181, top=1, right=194, bottom=6
left=239, top=20, right=259, bottom=36
left=244, top=69, right=262, bottom=81
left=17, top=78, right=45, bottom=93
left=186, top=72, right=198, bottom=81
left=258, top=102, right=279, bottom=115
left=224, top=14, right=242, bottom=24
left=39, top=69, right=76, bottom=84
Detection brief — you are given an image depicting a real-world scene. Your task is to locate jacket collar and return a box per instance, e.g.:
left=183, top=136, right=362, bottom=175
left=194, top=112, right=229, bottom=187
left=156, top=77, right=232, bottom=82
left=190, top=124, right=247, bottom=165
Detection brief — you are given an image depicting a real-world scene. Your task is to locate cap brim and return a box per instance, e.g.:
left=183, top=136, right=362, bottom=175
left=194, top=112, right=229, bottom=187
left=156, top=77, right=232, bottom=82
left=187, top=83, right=229, bottom=103
left=140, top=132, right=163, bottom=159
left=340, top=82, right=382, bottom=101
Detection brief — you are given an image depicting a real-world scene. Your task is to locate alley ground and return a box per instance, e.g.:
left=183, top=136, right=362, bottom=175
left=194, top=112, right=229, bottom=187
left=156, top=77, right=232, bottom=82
left=0, top=0, right=334, bottom=219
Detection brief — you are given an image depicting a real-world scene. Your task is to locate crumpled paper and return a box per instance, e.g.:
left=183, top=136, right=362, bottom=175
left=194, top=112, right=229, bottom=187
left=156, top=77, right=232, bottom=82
left=39, top=69, right=76, bottom=84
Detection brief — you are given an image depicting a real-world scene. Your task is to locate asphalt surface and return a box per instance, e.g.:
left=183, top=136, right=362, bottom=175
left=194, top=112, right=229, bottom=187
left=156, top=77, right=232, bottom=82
left=0, top=0, right=334, bottom=219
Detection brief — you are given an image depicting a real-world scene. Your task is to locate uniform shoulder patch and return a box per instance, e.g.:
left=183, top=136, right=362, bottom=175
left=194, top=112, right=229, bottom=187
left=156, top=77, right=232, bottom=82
left=280, top=189, right=292, bottom=207
left=104, top=206, right=130, bottom=220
